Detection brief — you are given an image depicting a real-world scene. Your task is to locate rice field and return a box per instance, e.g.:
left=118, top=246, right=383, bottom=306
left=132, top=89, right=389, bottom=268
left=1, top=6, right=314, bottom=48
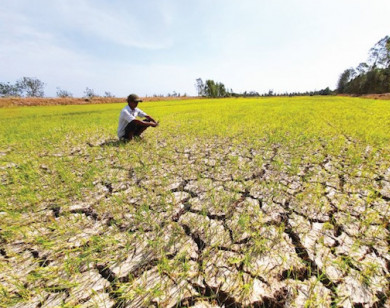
left=0, top=96, right=389, bottom=307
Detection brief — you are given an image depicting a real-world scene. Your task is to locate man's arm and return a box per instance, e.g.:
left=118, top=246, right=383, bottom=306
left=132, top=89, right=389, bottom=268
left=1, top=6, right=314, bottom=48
left=132, top=119, right=158, bottom=127
left=144, top=115, right=157, bottom=124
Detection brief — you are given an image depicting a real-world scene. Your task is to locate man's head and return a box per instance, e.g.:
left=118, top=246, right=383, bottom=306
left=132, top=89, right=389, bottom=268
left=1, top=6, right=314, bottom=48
left=127, top=94, right=142, bottom=110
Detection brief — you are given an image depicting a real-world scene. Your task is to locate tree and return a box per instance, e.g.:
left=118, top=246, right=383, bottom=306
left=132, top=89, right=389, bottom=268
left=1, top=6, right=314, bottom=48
left=356, top=62, right=369, bottom=75
left=204, top=80, right=217, bottom=97
left=318, top=87, right=331, bottom=95
left=337, top=35, right=390, bottom=95
left=195, top=78, right=205, bottom=96
left=197, top=78, right=230, bottom=98
left=84, top=87, right=98, bottom=98
left=216, top=82, right=227, bottom=97
left=17, top=77, right=45, bottom=97
left=56, top=87, right=73, bottom=98
left=0, top=82, right=23, bottom=97
left=337, top=68, right=355, bottom=93
left=368, top=36, right=390, bottom=69
left=104, top=91, right=115, bottom=98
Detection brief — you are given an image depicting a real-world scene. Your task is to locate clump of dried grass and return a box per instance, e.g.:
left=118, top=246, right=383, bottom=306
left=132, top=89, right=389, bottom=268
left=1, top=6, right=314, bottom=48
left=0, top=96, right=197, bottom=107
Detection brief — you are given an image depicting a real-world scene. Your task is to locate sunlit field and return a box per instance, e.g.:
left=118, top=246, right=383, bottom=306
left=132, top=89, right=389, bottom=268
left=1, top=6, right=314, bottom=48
left=1, top=96, right=389, bottom=307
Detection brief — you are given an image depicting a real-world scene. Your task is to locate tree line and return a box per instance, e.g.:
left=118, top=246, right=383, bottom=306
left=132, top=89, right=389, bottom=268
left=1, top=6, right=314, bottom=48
left=195, top=78, right=232, bottom=97
left=195, top=78, right=332, bottom=98
left=337, top=35, right=390, bottom=94
left=0, top=77, right=45, bottom=97
left=0, top=77, right=116, bottom=98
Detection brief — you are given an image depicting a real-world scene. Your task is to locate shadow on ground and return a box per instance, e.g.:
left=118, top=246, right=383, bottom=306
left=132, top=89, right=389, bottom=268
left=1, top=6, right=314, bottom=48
left=86, top=139, right=126, bottom=147
left=99, top=139, right=125, bottom=147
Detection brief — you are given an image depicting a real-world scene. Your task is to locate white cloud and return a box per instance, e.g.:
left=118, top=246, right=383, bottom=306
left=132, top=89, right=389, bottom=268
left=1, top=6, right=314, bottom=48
left=54, top=0, right=174, bottom=50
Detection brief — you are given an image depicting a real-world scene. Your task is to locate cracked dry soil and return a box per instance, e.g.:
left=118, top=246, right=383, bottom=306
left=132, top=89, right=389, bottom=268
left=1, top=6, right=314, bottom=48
left=1, top=136, right=389, bottom=308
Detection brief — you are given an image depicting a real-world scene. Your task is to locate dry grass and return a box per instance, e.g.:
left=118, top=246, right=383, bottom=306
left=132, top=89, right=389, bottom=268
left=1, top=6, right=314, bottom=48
left=0, top=96, right=197, bottom=107
left=338, top=93, right=390, bottom=100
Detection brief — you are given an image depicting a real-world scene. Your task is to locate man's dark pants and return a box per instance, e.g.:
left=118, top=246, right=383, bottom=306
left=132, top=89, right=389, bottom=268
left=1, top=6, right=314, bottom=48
left=123, top=120, right=148, bottom=140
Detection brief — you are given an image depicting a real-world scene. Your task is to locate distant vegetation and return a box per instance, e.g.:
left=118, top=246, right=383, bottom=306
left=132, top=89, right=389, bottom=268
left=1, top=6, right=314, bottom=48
left=0, top=79, right=115, bottom=99
left=195, top=77, right=333, bottom=98
left=195, top=78, right=231, bottom=97
left=337, top=35, right=390, bottom=95
left=0, top=77, right=45, bottom=97
left=56, top=87, right=73, bottom=98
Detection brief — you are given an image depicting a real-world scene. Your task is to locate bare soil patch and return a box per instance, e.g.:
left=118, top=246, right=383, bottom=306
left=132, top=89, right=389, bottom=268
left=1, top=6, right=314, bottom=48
left=338, top=93, right=390, bottom=100
left=0, top=96, right=197, bottom=107
left=1, top=135, right=389, bottom=307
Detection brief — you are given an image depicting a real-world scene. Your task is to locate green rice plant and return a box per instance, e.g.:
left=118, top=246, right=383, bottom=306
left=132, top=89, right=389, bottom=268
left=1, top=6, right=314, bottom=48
left=1, top=96, right=390, bottom=307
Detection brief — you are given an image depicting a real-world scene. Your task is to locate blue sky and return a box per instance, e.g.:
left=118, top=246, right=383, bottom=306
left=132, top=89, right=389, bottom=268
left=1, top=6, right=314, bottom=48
left=1, top=0, right=390, bottom=97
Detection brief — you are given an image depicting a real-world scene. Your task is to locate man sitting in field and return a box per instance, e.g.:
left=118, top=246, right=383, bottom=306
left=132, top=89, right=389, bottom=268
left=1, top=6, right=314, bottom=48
left=117, top=94, right=158, bottom=141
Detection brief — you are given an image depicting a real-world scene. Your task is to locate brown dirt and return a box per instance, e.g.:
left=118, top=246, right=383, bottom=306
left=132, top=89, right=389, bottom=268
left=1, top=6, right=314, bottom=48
left=0, top=96, right=197, bottom=107
left=362, top=93, right=390, bottom=99
left=338, top=93, right=390, bottom=100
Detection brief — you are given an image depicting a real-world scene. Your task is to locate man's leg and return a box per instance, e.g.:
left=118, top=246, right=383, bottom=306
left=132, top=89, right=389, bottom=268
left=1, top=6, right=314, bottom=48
left=124, top=120, right=149, bottom=140
left=133, top=118, right=152, bottom=137
left=125, top=130, right=134, bottom=141
left=124, top=121, right=138, bottom=141
left=134, top=125, right=148, bottom=137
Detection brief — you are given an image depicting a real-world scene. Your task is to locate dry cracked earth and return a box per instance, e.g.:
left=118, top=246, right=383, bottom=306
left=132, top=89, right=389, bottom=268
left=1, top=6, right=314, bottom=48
left=1, top=136, right=390, bottom=307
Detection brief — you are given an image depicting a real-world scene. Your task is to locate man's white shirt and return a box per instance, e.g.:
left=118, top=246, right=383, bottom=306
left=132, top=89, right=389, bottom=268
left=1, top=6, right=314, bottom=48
left=117, top=105, right=147, bottom=138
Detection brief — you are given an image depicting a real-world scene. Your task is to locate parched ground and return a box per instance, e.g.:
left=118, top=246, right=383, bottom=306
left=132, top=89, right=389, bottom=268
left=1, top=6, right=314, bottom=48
left=0, top=96, right=196, bottom=108
left=1, top=134, right=389, bottom=307
left=357, top=93, right=390, bottom=100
